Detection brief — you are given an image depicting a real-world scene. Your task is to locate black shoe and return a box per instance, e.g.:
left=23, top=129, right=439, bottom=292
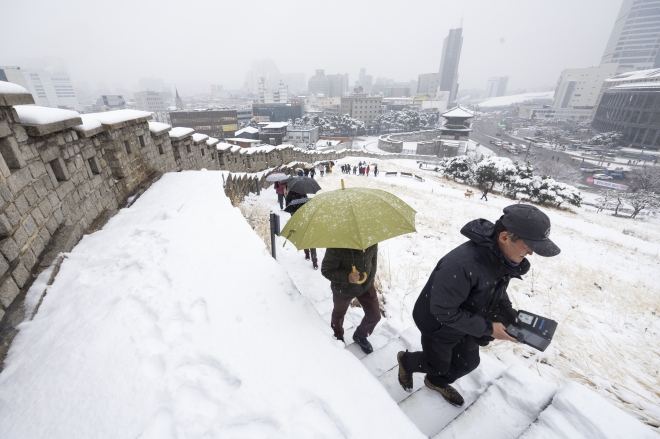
left=304, top=252, right=310, bottom=260
left=335, top=335, right=345, bottom=343
left=424, top=376, right=464, bottom=407
left=397, top=351, right=413, bottom=393
left=313, top=261, right=318, bottom=269
left=352, top=334, right=373, bottom=354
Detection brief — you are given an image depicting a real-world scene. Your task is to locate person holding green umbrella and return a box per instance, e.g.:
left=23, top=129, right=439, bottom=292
left=280, top=181, right=417, bottom=354
left=321, top=245, right=379, bottom=353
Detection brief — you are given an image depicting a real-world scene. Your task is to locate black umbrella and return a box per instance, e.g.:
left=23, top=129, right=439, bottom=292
left=284, top=197, right=311, bottom=214
left=280, top=177, right=322, bottom=194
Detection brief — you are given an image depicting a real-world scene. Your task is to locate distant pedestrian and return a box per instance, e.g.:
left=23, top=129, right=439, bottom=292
left=367, top=165, right=371, bottom=176
left=310, top=168, right=316, bottom=179
left=274, top=181, right=287, bottom=210
left=297, top=169, right=304, bottom=177
left=304, top=168, right=310, bottom=177
left=353, top=166, right=357, bottom=175
left=374, top=165, right=378, bottom=177
left=286, top=190, right=317, bottom=270
left=320, top=166, right=325, bottom=177
left=481, top=187, right=489, bottom=201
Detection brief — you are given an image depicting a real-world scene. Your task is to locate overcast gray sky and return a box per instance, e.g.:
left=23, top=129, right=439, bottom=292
left=1, top=0, right=623, bottom=95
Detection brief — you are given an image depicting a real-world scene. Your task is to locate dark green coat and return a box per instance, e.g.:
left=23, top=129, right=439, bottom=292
left=321, top=245, right=378, bottom=298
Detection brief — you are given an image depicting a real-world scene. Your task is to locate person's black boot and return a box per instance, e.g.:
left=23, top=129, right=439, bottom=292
left=352, top=334, right=373, bottom=354
left=424, top=376, right=464, bottom=407
left=304, top=250, right=310, bottom=260
left=397, top=351, right=413, bottom=392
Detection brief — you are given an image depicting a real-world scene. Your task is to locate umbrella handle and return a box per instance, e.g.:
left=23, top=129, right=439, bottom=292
left=351, top=266, right=368, bottom=284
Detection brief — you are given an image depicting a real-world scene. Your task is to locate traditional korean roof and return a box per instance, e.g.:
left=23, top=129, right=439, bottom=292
left=442, top=105, right=474, bottom=118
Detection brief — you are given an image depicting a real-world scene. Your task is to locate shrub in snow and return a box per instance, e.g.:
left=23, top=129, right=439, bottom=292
left=474, top=156, right=517, bottom=191
left=443, top=156, right=475, bottom=182
left=375, top=109, right=439, bottom=132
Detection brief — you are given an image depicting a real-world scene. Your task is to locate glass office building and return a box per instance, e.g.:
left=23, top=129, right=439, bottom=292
left=169, top=110, right=238, bottom=139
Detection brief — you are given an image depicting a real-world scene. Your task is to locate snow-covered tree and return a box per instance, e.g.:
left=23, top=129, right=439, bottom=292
left=473, top=156, right=517, bottom=191
left=533, top=159, right=583, bottom=185
left=588, top=132, right=622, bottom=146
left=442, top=156, right=474, bottom=182
left=621, top=190, right=660, bottom=219
left=628, top=165, right=660, bottom=192
left=502, top=162, right=534, bottom=198
left=375, top=109, right=439, bottom=132
left=595, top=190, right=624, bottom=215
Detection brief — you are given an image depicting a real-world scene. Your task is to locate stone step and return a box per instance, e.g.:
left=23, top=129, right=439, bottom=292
left=400, top=352, right=507, bottom=438
left=360, top=326, right=422, bottom=378
left=378, top=365, right=427, bottom=404
left=433, top=363, right=556, bottom=439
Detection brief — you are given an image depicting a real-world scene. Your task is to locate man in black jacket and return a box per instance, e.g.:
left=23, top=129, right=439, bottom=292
left=321, top=245, right=380, bottom=354
left=397, top=204, right=560, bottom=406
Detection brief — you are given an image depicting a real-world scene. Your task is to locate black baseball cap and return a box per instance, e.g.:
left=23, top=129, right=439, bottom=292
left=500, top=204, right=560, bottom=257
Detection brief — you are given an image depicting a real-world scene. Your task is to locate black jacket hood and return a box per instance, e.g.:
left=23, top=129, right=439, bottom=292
left=460, top=219, right=530, bottom=278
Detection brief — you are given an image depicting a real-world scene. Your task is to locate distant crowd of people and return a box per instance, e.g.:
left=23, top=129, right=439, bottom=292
left=339, top=161, right=378, bottom=177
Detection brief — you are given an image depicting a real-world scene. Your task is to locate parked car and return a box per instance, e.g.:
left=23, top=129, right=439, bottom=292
left=496, top=133, right=502, bottom=136
left=593, top=173, right=613, bottom=180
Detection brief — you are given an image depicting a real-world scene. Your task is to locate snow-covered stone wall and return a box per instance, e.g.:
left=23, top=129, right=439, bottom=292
left=0, top=87, right=435, bottom=350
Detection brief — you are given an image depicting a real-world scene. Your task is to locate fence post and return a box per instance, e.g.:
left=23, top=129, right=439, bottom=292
left=255, top=177, right=260, bottom=195
left=269, top=212, right=280, bottom=259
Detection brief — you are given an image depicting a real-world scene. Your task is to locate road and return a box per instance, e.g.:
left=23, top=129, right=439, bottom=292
left=471, top=117, right=628, bottom=195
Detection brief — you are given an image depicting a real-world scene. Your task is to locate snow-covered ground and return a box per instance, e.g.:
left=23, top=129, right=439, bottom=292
left=0, top=171, right=422, bottom=439
left=1, top=160, right=658, bottom=437
left=476, top=91, right=555, bottom=108
left=246, top=157, right=660, bottom=433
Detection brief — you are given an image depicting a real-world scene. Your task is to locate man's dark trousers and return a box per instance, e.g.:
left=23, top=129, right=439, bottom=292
left=401, top=335, right=481, bottom=387
left=331, top=285, right=381, bottom=339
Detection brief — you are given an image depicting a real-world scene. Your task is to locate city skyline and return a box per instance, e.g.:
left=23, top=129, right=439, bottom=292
left=0, top=0, right=625, bottom=96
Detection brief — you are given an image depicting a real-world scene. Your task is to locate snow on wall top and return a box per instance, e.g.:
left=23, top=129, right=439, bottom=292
left=0, top=172, right=424, bottom=439
left=216, top=142, right=233, bottom=151
left=192, top=133, right=209, bottom=142
left=0, top=81, right=30, bottom=94
left=14, top=105, right=80, bottom=125
left=168, top=127, right=195, bottom=139
left=206, top=137, right=219, bottom=146
left=148, top=121, right=171, bottom=134
left=72, top=116, right=102, bottom=132
left=83, top=110, right=152, bottom=126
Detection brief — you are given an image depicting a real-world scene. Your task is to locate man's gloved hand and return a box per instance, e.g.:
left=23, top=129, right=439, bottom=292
left=489, top=307, right=519, bottom=326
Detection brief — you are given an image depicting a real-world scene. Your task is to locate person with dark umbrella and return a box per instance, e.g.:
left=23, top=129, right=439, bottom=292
left=396, top=205, right=560, bottom=406
left=285, top=190, right=318, bottom=269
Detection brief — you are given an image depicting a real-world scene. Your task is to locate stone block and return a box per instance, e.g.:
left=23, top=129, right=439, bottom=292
left=24, top=186, right=39, bottom=205
left=45, top=215, right=59, bottom=235
left=22, top=215, right=37, bottom=237
left=13, top=224, right=28, bottom=248
left=48, top=190, right=60, bottom=208
left=0, top=120, right=11, bottom=138
left=0, top=237, right=19, bottom=261
left=0, top=214, right=11, bottom=239
left=12, top=261, right=29, bottom=288
left=6, top=167, right=33, bottom=194
left=5, top=204, right=20, bottom=227
left=1, top=92, right=34, bottom=106
left=50, top=157, right=70, bottom=182
left=81, top=147, right=96, bottom=160
left=0, top=254, right=8, bottom=278
left=21, top=248, right=37, bottom=271
left=38, top=226, right=50, bottom=244
left=0, top=136, right=27, bottom=169
left=38, top=145, right=60, bottom=163
left=14, top=194, right=29, bottom=216
left=0, top=278, right=20, bottom=308
left=38, top=197, right=54, bottom=217
left=0, top=154, right=10, bottom=178
left=32, top=179, right=47, bottom=198
left=31, top=235, right=45, bottom=257
left=28, top=161, right=47, bottom=179
left=13, top=125, right=28, bottom=143
left=31, top=204, right=45, bottom=225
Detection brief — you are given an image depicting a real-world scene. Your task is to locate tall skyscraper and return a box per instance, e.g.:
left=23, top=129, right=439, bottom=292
left=438, top=28, right=463, bottom=102
left=601, top=0, right=660, bottom=70
left=485, top=76, right=509, bottom=98
left=0, top=66, right=81, bottom=110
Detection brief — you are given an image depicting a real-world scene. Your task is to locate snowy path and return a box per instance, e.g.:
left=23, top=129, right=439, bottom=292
left=247, top=160, right=660, bottom=438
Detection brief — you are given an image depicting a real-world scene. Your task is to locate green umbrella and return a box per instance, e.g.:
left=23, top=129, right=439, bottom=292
left=280, top=183, right=416, bottom=281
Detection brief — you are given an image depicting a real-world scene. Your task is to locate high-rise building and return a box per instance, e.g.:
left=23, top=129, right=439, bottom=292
left=601, top=0, right=660, bottom=70
left=340, top=89, right=383, bottom=128
left=258, top=79, right=289, bottom=103
left=308, top=70, right=329, bottom=97
left=327, top=74, right=345, bottom=98
left=551, top=64, right=621, bottom=121
left=170, top=109, right=238, bottom=139
left=1, top=66, right=81, bottom=110
left=175, top=87, right=184, bottom=110
left=438, top=28, right=463, bottom=102
left=417, top=73, right=441, bottom=94
left=485, top=76, right=509, bottom=98
left=134, top=90, right=168, bottom=112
